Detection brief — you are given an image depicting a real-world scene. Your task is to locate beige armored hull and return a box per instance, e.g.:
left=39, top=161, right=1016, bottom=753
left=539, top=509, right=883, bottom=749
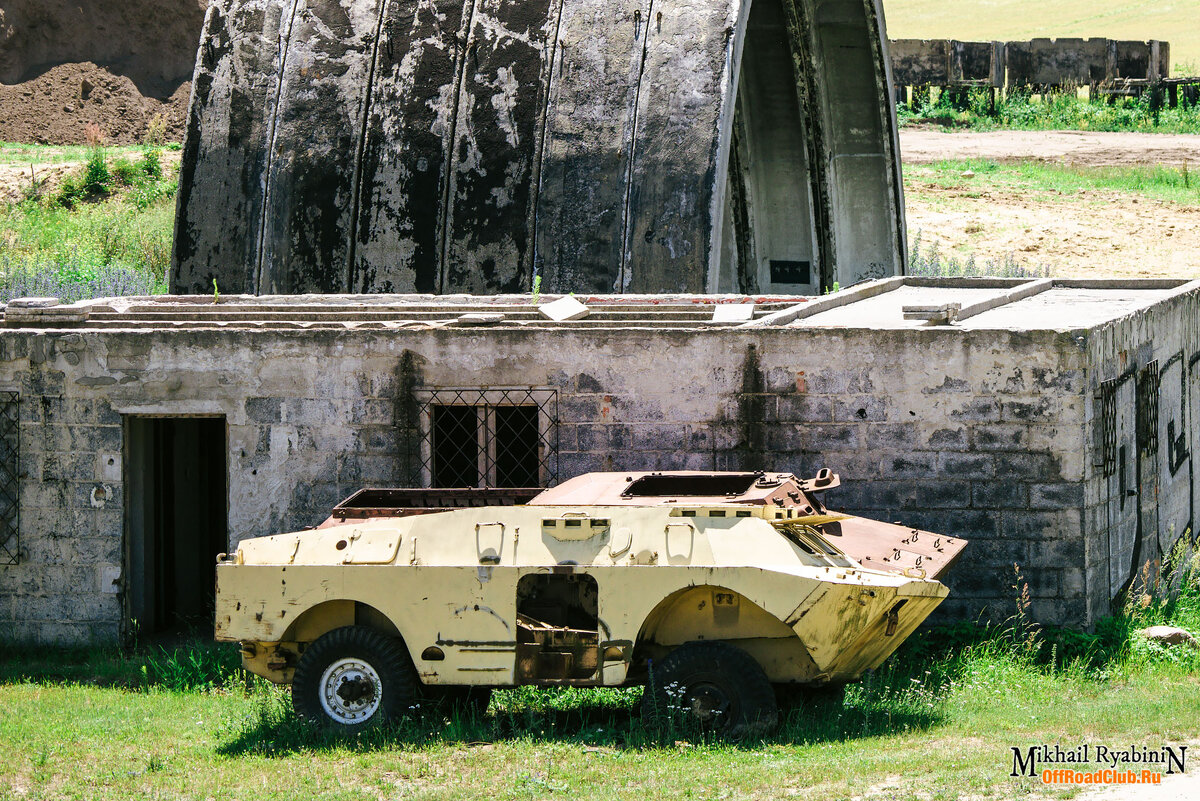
left=215, top=471, right=965, bottom=734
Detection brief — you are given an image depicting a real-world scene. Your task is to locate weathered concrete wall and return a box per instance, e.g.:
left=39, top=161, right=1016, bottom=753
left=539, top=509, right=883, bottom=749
left=889, top=37, right=1173, bottom=92
left=890, top=39, right=1002, bottom=87
left=1006, top=38, right=1110, bottom=88
left=1083, top=290, right=1200, bottom=622
left=0, top=312, right=1162, bottom=644
left=172, top=0, right=905, bottom=298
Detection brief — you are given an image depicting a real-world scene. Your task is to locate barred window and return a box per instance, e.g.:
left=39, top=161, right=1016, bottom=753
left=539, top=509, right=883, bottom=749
left=418, top=389, right=557, bottom=488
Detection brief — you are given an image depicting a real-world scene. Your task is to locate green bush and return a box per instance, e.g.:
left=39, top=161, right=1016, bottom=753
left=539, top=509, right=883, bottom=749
left=81, top=148, right=110, bottom=197
left=54, top=175, right=83, bottom=207
left=140, top=148, right=162, bottom=180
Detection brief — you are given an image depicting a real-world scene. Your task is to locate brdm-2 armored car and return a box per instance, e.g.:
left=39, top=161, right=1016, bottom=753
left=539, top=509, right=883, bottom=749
left=214, top=471, right=966, bottom=735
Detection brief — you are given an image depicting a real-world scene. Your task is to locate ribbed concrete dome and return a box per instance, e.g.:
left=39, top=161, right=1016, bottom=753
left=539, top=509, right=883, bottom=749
left=172, top=0, right=905, bottom=296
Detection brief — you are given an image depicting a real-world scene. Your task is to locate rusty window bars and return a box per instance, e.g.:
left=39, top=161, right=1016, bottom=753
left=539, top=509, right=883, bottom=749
left=417, top=388, right=558, bottom=489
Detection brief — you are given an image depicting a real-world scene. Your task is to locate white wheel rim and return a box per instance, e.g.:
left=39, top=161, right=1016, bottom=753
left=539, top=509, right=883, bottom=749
left=318, top=658, right=383, bottom=724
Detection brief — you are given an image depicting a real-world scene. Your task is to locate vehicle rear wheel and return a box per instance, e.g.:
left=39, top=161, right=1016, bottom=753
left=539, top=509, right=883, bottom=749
left=641, top=641, right=778, bottom=739
left=292, top=626, right=419, bottom=730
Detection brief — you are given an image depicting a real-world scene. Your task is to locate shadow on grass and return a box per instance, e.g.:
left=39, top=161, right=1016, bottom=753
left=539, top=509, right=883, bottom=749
left=214, top=689, right=944, bottom=757
left=0, top=637, right=245, bottom=692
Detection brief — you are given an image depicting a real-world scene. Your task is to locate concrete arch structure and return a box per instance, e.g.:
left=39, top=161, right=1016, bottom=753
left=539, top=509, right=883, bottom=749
left=172, top=0, right=904, bottom=296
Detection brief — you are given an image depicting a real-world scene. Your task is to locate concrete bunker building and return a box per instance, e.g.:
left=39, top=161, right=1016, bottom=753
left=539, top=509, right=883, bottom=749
left=172, top=0, right=905, bottom=297
left=1, top=279, right=1198, bottom=644
left=1, top=1, right=1195, bottom=648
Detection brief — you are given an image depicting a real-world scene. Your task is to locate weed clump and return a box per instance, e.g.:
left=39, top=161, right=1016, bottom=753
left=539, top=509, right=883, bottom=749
left=144, top=113, right=168, bottom=148
left=907, top=230, right=1053, bottom=279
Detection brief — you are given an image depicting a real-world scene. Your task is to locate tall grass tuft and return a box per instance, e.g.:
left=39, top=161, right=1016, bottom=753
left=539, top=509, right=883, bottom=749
left=907, top=230, right=1053, bottom=279
left=142, top=643, right=246, bottom=692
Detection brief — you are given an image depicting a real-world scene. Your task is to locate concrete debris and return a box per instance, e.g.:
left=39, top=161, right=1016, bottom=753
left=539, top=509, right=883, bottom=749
left=456, top=312, right=506, bottom=326
left=1138, top=626, right=1199, bottom=649
left=710, top=303, right=755, bottom=323
left=538, top=296, right=590, bottom=322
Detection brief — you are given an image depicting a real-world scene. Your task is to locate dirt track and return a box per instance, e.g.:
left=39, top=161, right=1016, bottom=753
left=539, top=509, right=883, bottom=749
left=900, top=129, right=1200, bottom=167
left=901, top=130, right=1200, bottom=279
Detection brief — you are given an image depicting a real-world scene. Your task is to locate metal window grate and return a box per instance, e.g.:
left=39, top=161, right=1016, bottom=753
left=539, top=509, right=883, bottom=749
left=1099, top=379, right=1117, bottom=478
left=0, top=392, right=18, bottom=565
left=417, top=389, right=558, bottom=488
left=1136, top=361, right=1159, bottom=457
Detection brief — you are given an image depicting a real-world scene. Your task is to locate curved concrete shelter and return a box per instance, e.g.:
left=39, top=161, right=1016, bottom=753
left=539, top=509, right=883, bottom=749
left=172, top=0, right=905, bottom=298
left=1, top=277, right=1197, bottom=644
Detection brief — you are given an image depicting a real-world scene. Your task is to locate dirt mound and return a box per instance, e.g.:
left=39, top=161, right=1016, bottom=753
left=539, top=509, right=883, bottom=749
left=0, top=1, right=206, bottom=96
left=0, top=62, right=190, bottom=146
left=0, top=1, right=204, bottom=145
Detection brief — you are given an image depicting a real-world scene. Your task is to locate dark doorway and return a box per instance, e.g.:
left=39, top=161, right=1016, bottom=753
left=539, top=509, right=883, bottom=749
left=125, top=417, right=228, bottom=637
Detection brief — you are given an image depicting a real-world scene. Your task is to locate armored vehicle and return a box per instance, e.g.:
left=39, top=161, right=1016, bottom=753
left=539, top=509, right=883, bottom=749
left=214, top=471, right=966, bottom=735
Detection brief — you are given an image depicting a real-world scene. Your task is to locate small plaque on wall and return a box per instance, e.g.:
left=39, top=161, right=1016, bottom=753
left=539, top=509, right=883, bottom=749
left=769, top=260, right=811, bottom=284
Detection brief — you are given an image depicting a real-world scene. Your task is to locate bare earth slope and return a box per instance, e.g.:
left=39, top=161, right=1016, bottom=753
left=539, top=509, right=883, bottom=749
left=901, top=130, right=1200, bottom=279
left=0, top=1, right=205, bottom=94
left=0, top=1, right=204, bottom=144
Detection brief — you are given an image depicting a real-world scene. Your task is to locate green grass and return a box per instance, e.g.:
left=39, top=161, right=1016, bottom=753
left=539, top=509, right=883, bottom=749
left=899, top=89, right=1200, bottom=134
left=1, top=145, right=176, bottom=302
left=3, top=558, right=1200, bottom=799
left=906, top=158, right=1200, bottom=207
left=0, top=142, right=156, bottom=167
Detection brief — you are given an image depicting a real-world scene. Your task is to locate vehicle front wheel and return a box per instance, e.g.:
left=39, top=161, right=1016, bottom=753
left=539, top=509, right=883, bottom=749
left=641, top=640, right=778, bottom=739
left=292, top=626, right=419, bottom=730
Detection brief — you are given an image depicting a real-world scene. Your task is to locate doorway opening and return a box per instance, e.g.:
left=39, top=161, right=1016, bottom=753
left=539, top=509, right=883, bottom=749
left=718, top=0, right=821, bottom=294
left=124, top=416, right=228, bottom=638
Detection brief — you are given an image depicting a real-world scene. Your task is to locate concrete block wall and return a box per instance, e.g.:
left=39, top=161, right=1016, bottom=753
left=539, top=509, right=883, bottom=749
left=1083, top=290, right=1200, bottom=622
left=0, top=336, right=125, bottom=644
left=0, top=330, right=410, bottom=644
left=536, top=329, right=1088, bottom=625
left=0, top=315, right=1162, bottom=644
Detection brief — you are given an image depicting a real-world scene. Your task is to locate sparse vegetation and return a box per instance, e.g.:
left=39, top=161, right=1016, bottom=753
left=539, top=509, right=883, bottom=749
left=3, top=549, right=1200, bottom=799
left=909, top=158, right=1200, bottom=206
left=1, top=143, right=175, bottom=302
left=908, top=230, right=1053, bottom=278
left=898, top=88, right=1200, bottom=134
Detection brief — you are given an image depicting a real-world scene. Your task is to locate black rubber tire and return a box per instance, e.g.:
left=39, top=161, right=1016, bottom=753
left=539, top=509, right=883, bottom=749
left=641, top=641, right=779, bottom=739
left=292, top=626, right=419, bottom=730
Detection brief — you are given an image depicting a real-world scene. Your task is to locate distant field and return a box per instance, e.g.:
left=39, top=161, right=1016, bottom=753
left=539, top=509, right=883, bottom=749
left=884, top=0, right=1200, bottom=73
